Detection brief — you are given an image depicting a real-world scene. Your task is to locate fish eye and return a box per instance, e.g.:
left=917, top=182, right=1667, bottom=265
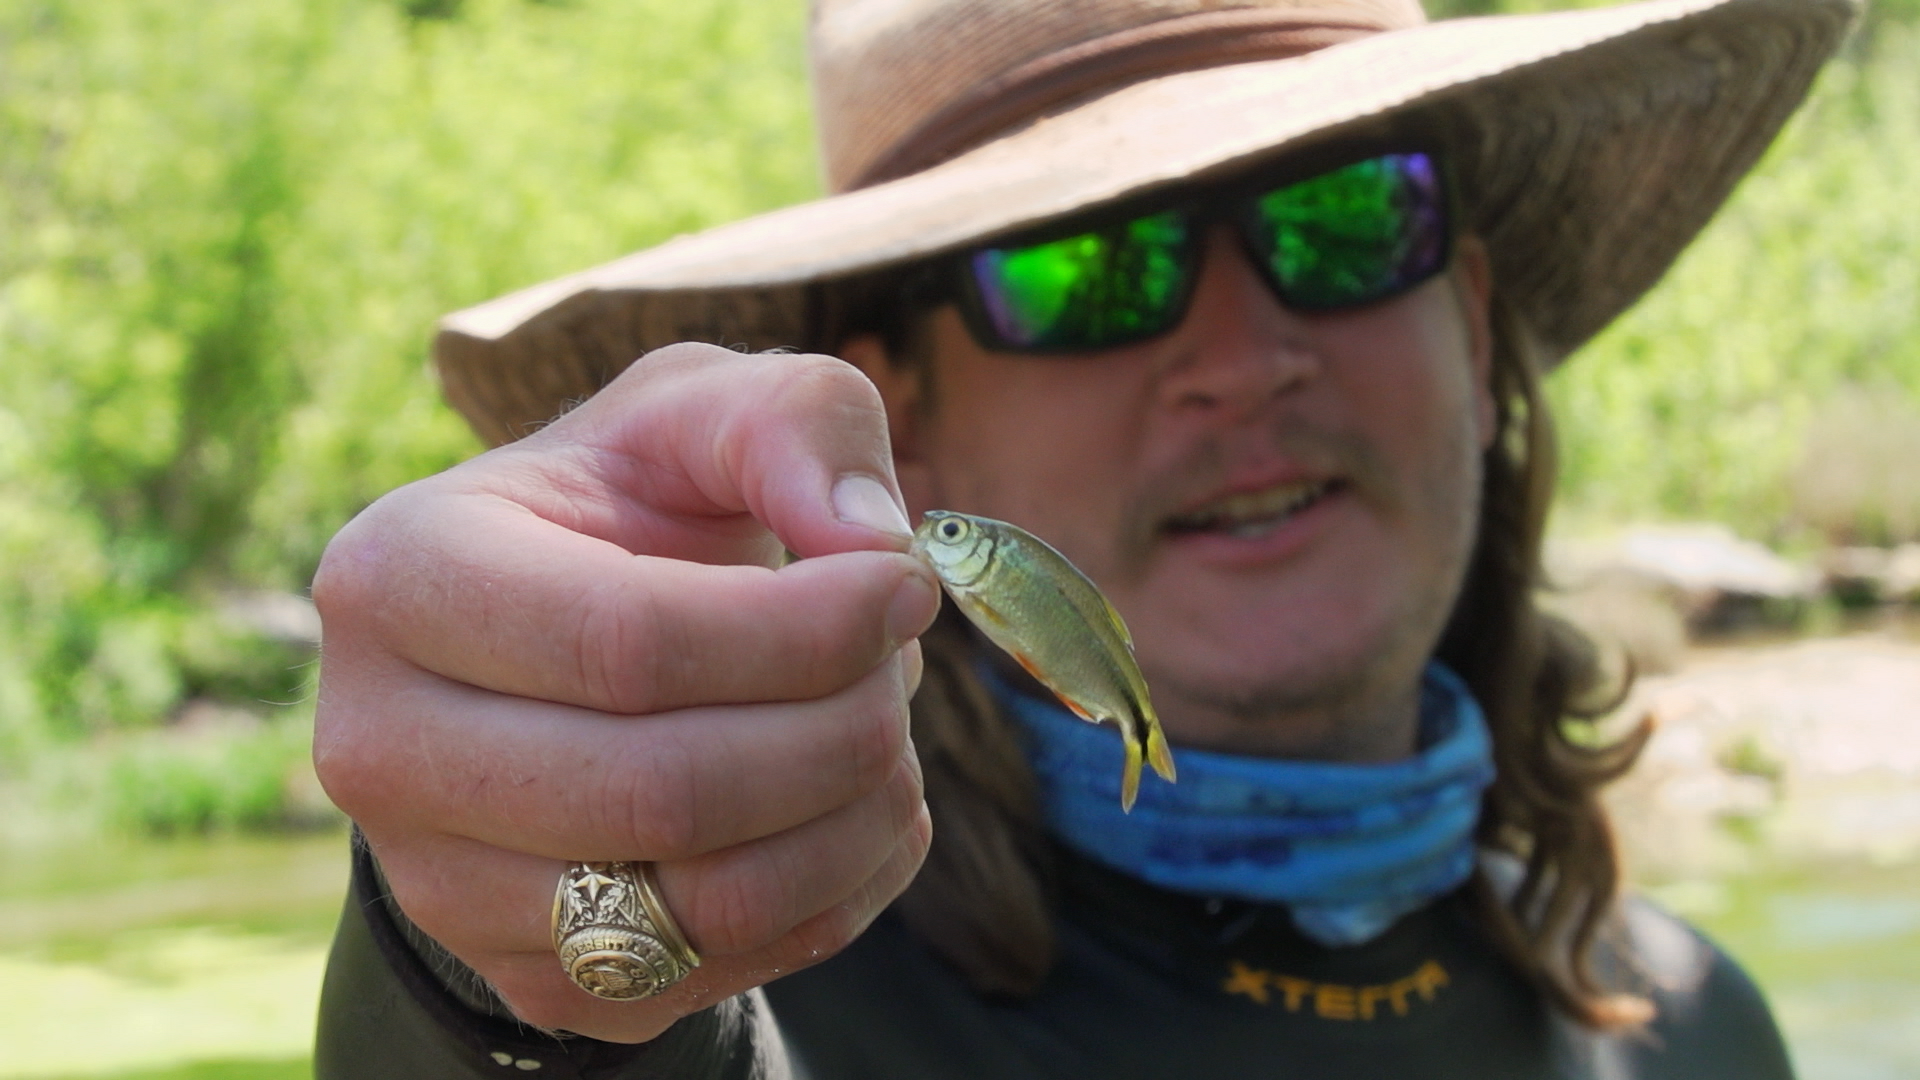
left=939, top=519, right=963, bottom=540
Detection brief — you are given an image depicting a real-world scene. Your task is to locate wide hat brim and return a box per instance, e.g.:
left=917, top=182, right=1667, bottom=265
left=437, top=0, right=1855, bottom=446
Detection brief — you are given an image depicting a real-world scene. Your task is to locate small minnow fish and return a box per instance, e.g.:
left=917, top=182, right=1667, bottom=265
left=910, top=510, right=1176, bottom=811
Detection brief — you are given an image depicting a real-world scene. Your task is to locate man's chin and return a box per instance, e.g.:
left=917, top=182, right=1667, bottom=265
left=1145, top=640, right=1427, bottom=760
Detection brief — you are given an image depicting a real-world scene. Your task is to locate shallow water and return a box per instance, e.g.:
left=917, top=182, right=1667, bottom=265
left=2, top=793, right=1916, bottom=1078
left=1664, top=859, right=1920, bottom=1080
left=0, top=831, right=346, bottom=1080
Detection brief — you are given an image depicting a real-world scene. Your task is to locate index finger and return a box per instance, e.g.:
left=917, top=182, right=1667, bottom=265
left=495, top=343, right=921, bottom=562
left=315, top=344, right=942, bottom=713
left=323, top=492, right=937, bottom=712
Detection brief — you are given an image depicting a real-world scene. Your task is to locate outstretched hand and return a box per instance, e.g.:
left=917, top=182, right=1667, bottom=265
left=313, top=343, right=940, bottom=1042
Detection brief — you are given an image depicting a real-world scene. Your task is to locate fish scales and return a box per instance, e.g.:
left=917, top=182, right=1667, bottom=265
left=910, top=510, right=1176, bottom=811
left=970, top=539, right=1137, bottom=711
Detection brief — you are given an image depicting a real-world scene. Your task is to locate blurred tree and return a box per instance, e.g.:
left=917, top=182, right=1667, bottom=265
left=403, top=0, right=465, bottom=20
left=0, top=0, right=1914, bottom=765
left=136, top=54, right=309, bottom=590
left=0, top=0, right=815, bottom=750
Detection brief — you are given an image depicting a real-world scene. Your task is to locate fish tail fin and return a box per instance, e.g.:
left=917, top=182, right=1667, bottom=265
left=1146, top=719, right=1176, bottom=783
left=1120, top=728, right=1143, bottom=813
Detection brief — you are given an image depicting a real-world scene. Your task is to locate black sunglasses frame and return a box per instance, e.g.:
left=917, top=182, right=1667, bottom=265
left=945, top=142, right=1457, bottom=356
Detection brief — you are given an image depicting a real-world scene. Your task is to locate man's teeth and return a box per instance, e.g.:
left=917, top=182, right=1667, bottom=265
left=1168, top=480, right=1333, bottom=536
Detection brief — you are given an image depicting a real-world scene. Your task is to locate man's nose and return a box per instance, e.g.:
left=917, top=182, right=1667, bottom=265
left=1157, top=224, right=1320, bottom=418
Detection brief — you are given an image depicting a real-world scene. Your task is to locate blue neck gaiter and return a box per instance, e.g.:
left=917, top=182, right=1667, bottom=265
left=1002, top=662, right=1496, bottom=948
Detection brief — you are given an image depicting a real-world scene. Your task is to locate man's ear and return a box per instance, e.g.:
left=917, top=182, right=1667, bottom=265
left=838, top=333, right=934, bottom=511
left=1451, top=235, right=1497, bottom=451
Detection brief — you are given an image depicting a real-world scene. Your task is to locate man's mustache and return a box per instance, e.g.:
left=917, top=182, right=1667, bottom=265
left=1113, top=420, right=1394, bottom=572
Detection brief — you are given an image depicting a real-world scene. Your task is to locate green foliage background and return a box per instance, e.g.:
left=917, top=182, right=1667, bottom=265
left=1, top=0, right=1916, bottom=798
left=0, top=0, right=818, bottom=777
left=1551, top=13, right=1920, bottom=542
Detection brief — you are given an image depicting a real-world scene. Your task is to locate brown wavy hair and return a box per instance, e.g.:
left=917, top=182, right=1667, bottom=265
left=809, top=268, right=1655, bottom=1028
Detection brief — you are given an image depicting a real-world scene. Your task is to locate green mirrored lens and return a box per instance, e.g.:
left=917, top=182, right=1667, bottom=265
left=1252, top=153, right=1446, bottom=310
left=971, top=210, right=1192, bottom=349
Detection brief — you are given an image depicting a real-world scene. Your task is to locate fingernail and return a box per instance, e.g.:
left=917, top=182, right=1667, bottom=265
left=886, top=572, right=940, bottom=643
left=832, top=474, right=912, bottom=538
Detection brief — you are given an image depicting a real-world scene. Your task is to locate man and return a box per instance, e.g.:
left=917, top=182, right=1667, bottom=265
left=310, top=0, right=1855, bottom=1076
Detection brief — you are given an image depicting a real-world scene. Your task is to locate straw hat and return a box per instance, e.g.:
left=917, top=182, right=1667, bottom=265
left=436, top=0, right=1856, bottom=446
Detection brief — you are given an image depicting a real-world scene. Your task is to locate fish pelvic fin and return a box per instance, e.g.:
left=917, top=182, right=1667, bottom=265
left=1058, top=694, right=1098, bottom=723
left=1011, top=650, right=1050, bottom=685
left=1120, top=730, right=1143, bottom=813
left=1009, top=655, right=1105, bottom=727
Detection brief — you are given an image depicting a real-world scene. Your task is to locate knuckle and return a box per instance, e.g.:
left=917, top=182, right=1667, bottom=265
left=372, top=852, right=481, bottom=952
left=762, top=354, right=887, bottom=428
left=899, top=802, right=935, bottom=874
left=310, top=747, right=372, bottom=822
left=493, top=979, right=587, bottom=1032
left=684, top=861, right=788, bottom=956
left=385, top=872, right=461, bottom=943
left=311, top=485, right=435, bottom=635
left=838, top=675, right=912, bottom=795
left=909, top=797, right=934, bottom=849
left=788, top=563, right=901, bottom=684
left=634, top=341, right=741, bottom=385
left=779, top=906, right=866, bottom=968
left=885, top=756, right=927, bottom=827
left=571, top=577, right=671, bottom=713
left=310, top=515, right=381, bottom=632
left=597, top=735, right=702, bottom=859
left=310, top=698, right=390, bottom=821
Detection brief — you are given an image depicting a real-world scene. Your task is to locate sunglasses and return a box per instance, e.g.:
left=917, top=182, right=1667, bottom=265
left=953, top=151, right=1451, bottom=353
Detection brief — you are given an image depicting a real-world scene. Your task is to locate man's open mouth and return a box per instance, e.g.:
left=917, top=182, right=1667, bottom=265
left=1162, top=478, right=1344, bottom=540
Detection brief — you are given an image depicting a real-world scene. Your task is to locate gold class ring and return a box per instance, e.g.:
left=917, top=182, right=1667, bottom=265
left=552, top=861, right=701, bottom=1001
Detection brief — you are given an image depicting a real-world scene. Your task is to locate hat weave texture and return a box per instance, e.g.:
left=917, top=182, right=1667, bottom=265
left=436, top=0, right=1856, bottom=446
left=817, top=0, right=1426, bottom=189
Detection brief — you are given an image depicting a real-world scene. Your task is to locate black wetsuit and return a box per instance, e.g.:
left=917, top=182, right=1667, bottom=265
left=316, top=839, right=1794, bottom=1079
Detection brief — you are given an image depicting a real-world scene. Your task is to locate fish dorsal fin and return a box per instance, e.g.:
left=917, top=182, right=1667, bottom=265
left=1028, top=546, right=1134, bottom=653
left=1099, top=591, right=1134, bottom=651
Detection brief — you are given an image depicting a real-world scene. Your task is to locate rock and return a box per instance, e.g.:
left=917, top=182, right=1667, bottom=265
left=1544, top=571, right=1689, bottom=676
left=1817, top=543, right=1920, bottom=606
left=1608, top=634, right=1920, bottom=878
left=1549, top=525, right=1816, bottom=636
left=1822, top=546, right=1893, bottom=605
left=1887, top=543, right=1920, bottom=603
